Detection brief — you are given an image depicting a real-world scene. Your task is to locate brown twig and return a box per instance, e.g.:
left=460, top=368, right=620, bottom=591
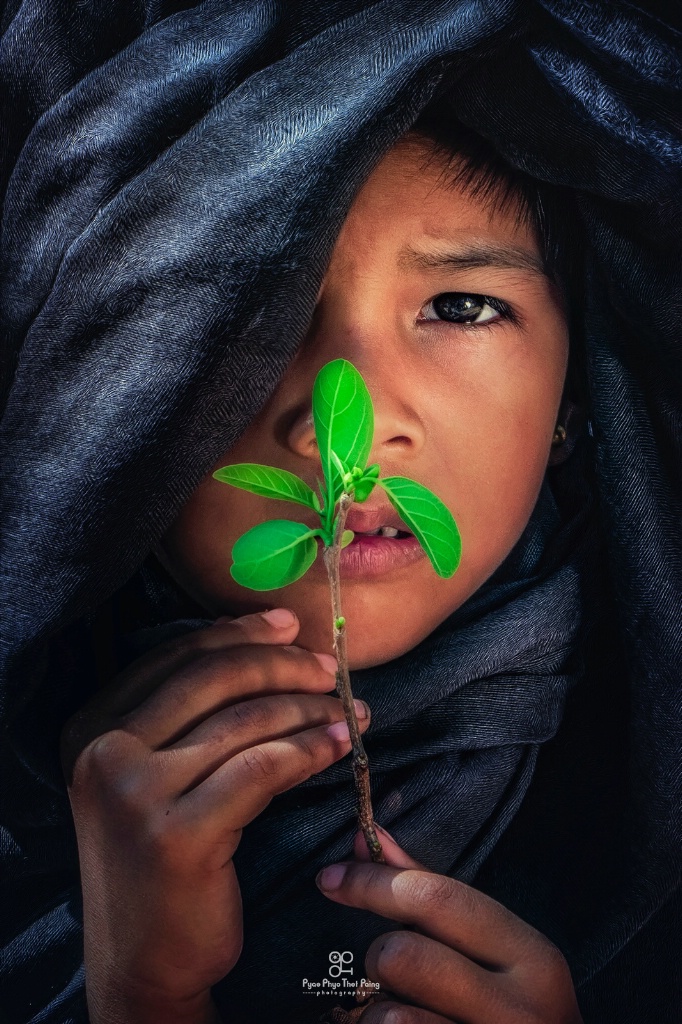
left=322, top=491, right=385, bottom=864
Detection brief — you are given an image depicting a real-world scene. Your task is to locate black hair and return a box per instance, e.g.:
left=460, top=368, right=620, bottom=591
left=403, top=107, right=588, bottom=408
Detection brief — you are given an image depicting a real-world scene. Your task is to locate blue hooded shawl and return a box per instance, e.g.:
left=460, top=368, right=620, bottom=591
left=1, top=3, right=681, bottom=1022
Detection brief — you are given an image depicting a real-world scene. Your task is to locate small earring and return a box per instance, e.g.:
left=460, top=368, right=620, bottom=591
left=552, top=423, right=567, bottom=446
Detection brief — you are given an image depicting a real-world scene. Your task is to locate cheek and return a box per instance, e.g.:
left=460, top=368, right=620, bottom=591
left=162, top=479, right=238, bottom=583
left=459, top=426, right=549, bottom=568
left=435, top=342, right=565, bottom=577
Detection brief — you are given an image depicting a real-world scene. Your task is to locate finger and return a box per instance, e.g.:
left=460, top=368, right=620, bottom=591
left=60, top=608, right=332, bottom=775
left=177, top=716, right=369, bottom=835
left=354, top=828, right=426, bottom=870
left=160, top=694, right=371, bottom=792
left=360, top=999, right=458, bottom=1024
left=315, top=862, right=534, bottom=971
left=363, top=930, right=504, bottom=1023
left=121, top=642, right=339, bottom=748
left=97, top=608, right=308, bottom=717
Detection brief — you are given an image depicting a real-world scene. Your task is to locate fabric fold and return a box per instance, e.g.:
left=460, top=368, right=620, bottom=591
left=1, top=3, right=681, bottom=1022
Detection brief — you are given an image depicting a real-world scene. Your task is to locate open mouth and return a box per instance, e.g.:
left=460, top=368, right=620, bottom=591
left=312, top=523, right=424, bottom=577
left=352, top=527, right=412, bottom=539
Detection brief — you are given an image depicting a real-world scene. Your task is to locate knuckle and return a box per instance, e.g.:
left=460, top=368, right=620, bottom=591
left=79, top=730, right=127, bottom=779
left=271, top=730, right=321, bottom=791
left=532, top=938, right=574, bottom=992
left=76, top=732, right=150, bottom=808
left=296, top=729, right=320, bottom=765
left=154, top=630, right=207, bottom=663
left=278, top=644, right=313, bottom=678
left=226, top=644, right=275, bottom=687
left=169, top=631, right=202, bottom=655
left=165, top=645, right=262, bottom=703
left=398, top=870, right=456, bottom=910
left=229, top=697, right=271, bottom=734
left=283, top=644, right=330, bottom=680
left=181, top=620, right=242, bottom=651
left=284, top=727, right=334, bottom=790
left=251, top=643, right=328, bottom=691
left=187, top=647, right=250, bottom=688
left=374, top=930, right=419, bottom=978
left=183, top=627, right=221, bottom=652
left=239, top=744, right=281, bottom=786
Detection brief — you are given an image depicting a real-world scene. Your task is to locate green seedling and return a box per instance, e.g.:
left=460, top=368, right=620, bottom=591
left=213, top=358, right=461, bottom=862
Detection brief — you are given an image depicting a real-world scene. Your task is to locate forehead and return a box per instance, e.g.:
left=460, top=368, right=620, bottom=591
left=340, top=138, right=539, bottom=256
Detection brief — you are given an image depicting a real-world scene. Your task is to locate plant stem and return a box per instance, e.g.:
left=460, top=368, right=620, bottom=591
left=322, top=490, right=385, bottom=864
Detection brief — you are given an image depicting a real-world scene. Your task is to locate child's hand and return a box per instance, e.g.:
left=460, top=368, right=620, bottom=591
left=315, top=829, right=584, bottom=1024
left=60, top=608, right=368, bottom=1024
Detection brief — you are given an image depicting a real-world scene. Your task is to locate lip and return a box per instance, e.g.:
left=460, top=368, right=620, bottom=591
left=344, top=505, right=412, bottom=534
left=313, top=532, right=426, bottom=579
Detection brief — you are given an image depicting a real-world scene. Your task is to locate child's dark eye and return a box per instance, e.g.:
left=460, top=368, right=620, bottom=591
left=419, top=293, right=510, bottom=326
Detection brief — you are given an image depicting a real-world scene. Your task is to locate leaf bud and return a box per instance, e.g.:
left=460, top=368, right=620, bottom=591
left=353, top=476, right=378, bottom=503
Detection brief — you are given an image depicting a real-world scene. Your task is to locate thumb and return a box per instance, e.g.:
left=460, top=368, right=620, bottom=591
left=353, top=826, right=426, bottom=870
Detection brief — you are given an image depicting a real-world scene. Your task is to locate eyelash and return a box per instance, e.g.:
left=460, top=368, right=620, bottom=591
left=417, top=292, right=518, bottom=330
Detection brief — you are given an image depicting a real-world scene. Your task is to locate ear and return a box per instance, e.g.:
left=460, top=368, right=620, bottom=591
left=547, top=397, right=588, bottom=466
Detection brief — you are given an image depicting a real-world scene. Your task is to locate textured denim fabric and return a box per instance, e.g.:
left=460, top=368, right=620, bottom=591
left=1, top=2, right=681, bottom=1022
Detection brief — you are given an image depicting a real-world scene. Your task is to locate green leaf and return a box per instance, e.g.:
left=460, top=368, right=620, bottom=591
left=353, top=478, right=377, bottom=503
left=213, top=464, right=318, bottom=512
left=230, top=520, right=321, bottom=590
left=312, top=359, right=374, bottom=508
left=316, top=476, right=331, bottom=515
left=352, top=463, right=381, bottom=503
left=377, top=477, right=461, bottom=578
left=330, top=449, right=351, bottom=489
left=340, top=530, right=354, bottom=549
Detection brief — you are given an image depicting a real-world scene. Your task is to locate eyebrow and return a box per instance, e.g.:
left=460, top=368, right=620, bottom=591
left=397, top=241, right=548, bottom=278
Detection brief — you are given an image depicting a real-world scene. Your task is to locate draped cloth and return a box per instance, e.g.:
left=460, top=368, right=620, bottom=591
left=1, top=3, right=681, bottom=1023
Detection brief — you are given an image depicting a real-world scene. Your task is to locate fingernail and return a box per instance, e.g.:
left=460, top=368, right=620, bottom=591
left=382, top=1011, right=403, bottom=1024
left=353, top=698, right=369, bottom=720
left=313, top=652, right=338, bottom=675
left=316, top=864, right=347, bottom=891
left=261, top=608, right=296, bottom=627
left=326, top=720, right=350, bottom=742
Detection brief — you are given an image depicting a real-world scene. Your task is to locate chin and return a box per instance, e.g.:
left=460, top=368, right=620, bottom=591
left=292, top=613, right=394, bottom=670
left=345, top=631, right=414, bottom=671
left=348, top=651, right=392, bottom=671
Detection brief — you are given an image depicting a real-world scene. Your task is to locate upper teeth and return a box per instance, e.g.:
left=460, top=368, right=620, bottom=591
left=364, top=526, right=400, bottom=537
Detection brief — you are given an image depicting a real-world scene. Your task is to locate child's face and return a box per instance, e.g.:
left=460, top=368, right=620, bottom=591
left=158, top=138, right=569, bottom=669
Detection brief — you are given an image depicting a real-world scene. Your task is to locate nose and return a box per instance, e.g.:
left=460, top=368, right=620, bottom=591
left=286, top=330, right=426, bottom=471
